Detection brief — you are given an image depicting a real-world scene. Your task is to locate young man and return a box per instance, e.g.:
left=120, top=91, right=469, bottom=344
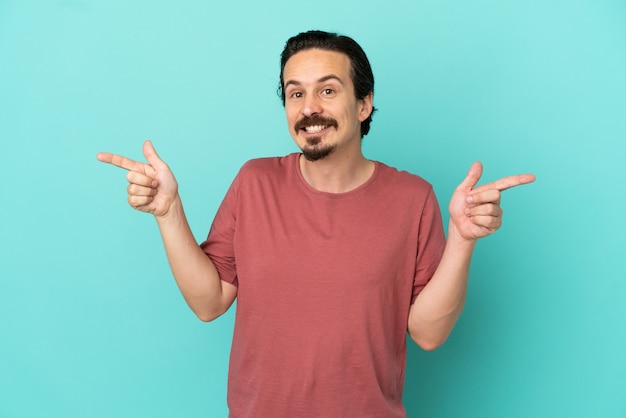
left=98, top=31, right=535, bottom=418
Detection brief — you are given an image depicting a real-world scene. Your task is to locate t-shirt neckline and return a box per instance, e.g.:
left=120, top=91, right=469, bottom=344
left=292, top=153, right=381, bottom=199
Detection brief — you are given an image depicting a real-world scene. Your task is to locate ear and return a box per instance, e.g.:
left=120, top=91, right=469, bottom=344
left=358, top=92, right=374, bottom=122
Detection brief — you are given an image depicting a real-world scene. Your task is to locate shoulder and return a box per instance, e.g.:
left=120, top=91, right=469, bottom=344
left=375, top=162, right=434, bottom=194
left=231, top=153, right=299, bottom=192
left=238, top=153, right=298, bottom=177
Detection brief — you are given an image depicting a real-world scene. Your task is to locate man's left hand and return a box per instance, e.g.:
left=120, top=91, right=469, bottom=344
left=448, top=162, right=536, bottom=241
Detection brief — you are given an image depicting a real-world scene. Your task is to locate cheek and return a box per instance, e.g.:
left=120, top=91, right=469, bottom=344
left=285, top=106, right=299, bottom=124
left=285, top=110, right=299, bottom=135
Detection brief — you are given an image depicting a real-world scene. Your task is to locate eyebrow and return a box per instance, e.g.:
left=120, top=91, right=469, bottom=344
left=284, top=74, right=345, bottom=89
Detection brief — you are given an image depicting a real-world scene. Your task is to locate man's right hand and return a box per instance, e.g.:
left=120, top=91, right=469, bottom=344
left=97, top=140, right=178, bottom=218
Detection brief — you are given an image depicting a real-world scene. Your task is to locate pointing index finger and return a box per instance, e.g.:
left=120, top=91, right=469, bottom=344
left=471, top=173, right=536, bottom=194
left=97, top=152, right=145, bottom=172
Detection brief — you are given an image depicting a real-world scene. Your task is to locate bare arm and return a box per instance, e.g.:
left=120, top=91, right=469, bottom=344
left=408, top=162, right=535, bottom=350
left=97, top=140, right=236, bottom=321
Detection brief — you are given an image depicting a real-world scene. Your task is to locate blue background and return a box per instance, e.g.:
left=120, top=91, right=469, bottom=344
left=1, top=0, right=625, bottom=417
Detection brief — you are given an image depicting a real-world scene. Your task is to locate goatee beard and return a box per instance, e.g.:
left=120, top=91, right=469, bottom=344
left=301, top=138, right=336, bottom=161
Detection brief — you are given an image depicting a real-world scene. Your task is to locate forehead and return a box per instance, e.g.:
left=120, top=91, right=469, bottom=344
left=283, top=48, right=352, bottom=85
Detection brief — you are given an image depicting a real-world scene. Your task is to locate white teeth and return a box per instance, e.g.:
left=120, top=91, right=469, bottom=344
left=304, top=125, right=327, bottom=133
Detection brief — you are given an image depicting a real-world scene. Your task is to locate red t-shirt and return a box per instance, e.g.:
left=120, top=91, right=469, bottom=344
left=201, top=153, right=445, bottom=417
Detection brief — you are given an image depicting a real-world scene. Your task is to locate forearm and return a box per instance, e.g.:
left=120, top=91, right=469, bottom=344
left=155, top=196, right=236, bottom=321
left=408, top=221, right=476, bottom=350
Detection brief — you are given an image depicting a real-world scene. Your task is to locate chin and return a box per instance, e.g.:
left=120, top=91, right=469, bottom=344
left=301, top=143, right=336, bottom=161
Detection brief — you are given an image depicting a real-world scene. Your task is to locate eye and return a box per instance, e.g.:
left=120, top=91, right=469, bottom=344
left=289, top=91, right=303, bottom=99
left=322, top=88, right=335, bottom=95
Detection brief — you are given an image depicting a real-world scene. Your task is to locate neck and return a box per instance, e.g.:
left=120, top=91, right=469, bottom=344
left=299, top=150, right=374, bottom=194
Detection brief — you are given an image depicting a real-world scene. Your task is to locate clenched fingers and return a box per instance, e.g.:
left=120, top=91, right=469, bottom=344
left=126, top=170, right=158, bottom=188
left=127, top=183, right=158, bottom=197
left=470, top=214, right=502, bottom=231
left=465, top=203, right=502, bottom=218
left=125, top=170, right=158, bottom=210
left=128, top=194, right=154, bottom=209
left=467, top=189, right=501, bottom=205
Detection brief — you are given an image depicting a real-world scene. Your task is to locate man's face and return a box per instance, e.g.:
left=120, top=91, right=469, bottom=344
left=282, top=48, right=372, bottom=162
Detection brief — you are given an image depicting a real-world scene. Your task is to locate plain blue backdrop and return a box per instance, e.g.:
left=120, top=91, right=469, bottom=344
left=1, top=0, right=625, bottom=417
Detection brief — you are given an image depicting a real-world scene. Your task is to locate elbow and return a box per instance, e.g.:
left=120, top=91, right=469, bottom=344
left=411, top=335, right=447, bottom=351
left=195, top=305, right=228, bottom=323
left=191, top=289, right=236, bottom=322
left=407, top=306, right=462, bottom=351
left=408, top=328, right=449, bottom=351
left=196, top=312, right=219, bottom=322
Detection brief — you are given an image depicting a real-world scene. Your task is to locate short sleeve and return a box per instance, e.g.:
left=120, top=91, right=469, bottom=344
left=411, top=186, right=446, bottom=303
left=200, top=173, right=241, bottom=286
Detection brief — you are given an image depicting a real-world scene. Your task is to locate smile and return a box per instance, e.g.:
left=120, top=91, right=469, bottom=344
left=295, top=116, right=338, bottom=135
left=303, top=125, right=329, bottom=133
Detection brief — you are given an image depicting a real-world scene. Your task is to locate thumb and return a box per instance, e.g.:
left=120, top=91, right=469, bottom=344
left=143, top=140, right=167, bottom=168
left=456, top=161, right=483, bottom=191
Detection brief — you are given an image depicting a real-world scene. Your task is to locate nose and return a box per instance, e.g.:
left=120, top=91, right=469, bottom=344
left=302, top=93, right=323, bottom=117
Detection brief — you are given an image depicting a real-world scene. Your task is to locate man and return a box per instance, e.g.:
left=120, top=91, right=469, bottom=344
left=98, top=31, right=535, bottom=417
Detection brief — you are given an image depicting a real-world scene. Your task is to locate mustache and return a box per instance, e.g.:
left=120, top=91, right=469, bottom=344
left=294, top=115, right=338, bottom=131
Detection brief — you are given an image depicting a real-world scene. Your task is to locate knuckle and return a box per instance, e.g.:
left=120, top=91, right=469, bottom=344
left=128, top=195, right=143, bottom=206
